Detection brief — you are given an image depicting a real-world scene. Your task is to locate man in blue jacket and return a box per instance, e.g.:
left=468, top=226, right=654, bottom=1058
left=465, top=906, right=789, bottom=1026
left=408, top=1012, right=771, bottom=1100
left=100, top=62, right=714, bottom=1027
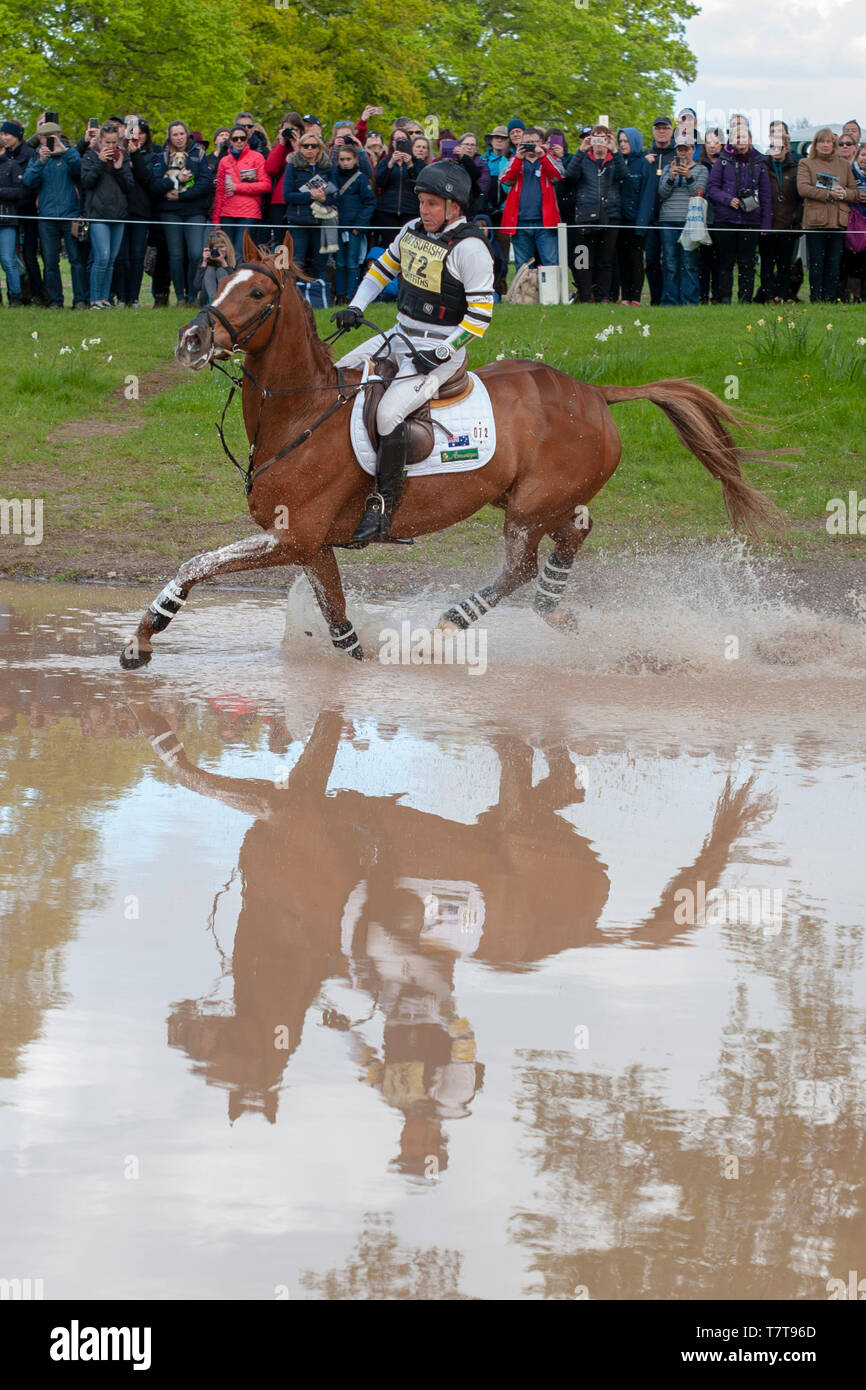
left=23, top=122, right=88, bottom=308
left=616, top=126, right=655, bottom=303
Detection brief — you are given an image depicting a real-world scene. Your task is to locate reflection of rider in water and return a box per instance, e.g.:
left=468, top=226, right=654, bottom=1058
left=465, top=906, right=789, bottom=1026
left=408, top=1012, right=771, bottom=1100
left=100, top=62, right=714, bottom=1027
left=337, top=880, right=485, bottom=1177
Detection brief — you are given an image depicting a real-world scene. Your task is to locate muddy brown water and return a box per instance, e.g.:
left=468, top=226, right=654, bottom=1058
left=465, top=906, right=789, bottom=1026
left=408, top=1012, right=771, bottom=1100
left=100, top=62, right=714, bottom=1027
left=1, top=547, right=865, bottom=1300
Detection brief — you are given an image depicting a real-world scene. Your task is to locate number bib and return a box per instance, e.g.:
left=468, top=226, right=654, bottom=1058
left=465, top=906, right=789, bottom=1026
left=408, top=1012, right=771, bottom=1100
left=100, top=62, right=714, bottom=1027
left=399, top=229, right=449, bottom=295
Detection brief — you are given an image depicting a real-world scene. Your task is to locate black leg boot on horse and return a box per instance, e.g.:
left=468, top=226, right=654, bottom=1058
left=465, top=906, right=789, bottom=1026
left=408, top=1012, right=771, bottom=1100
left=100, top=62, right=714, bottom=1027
left=352, top=422, right=410, bottom=544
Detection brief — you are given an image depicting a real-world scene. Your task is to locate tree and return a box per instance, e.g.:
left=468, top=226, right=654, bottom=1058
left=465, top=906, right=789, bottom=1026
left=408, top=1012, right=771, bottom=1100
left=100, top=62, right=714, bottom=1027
left=0, top=0, right=248, bottom=136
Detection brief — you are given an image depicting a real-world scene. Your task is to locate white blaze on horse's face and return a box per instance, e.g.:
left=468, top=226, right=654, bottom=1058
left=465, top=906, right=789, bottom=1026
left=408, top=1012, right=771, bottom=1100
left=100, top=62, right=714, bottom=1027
left=211, top=267, right=254, bottom=308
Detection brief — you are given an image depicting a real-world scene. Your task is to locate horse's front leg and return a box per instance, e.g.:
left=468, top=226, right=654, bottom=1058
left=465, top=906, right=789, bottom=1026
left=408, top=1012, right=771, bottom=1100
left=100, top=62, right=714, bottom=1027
left=302, top=546, right=363, bottom=660
left=120, top=531, right=297, bottom=669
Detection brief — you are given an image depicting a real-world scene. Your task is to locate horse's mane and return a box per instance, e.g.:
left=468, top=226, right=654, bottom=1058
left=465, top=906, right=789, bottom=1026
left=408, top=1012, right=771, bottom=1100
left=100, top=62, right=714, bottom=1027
left=293, top=284, right=337, bottom=377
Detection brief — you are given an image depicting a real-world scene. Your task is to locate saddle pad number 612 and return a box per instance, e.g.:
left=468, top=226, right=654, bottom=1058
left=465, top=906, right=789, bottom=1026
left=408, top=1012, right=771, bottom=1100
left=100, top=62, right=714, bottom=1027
left=399, top=231, right=446, bottom=294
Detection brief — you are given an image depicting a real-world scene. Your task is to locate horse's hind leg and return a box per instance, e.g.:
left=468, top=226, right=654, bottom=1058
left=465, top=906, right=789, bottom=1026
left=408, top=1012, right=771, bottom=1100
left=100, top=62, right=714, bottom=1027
left=302, top=546, right=363, bottom=660
left=533, top=506, right=593, bottom=618
left=120, top=531, right=297, bottom=670
left=438, top=517, right=546, bottom=632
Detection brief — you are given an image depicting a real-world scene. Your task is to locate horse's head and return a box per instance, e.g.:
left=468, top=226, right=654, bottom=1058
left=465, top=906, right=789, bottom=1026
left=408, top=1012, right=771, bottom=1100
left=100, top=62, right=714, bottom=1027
left=176, top=231, right=299, bottom=370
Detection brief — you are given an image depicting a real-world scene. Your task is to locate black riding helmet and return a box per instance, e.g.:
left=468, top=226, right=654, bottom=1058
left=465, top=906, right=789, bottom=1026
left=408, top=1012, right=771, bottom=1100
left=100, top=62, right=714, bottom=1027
left=415, top=161, right=472, bottom=208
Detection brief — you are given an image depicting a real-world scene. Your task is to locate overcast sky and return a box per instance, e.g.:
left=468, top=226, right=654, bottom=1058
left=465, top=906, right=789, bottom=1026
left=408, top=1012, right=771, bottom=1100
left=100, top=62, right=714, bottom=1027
left=674, top=0, right=864, bottom=138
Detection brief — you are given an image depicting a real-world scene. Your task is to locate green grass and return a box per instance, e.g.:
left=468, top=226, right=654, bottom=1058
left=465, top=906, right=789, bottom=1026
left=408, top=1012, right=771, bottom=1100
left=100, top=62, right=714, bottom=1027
left=1, top=296, right=864, bottom=577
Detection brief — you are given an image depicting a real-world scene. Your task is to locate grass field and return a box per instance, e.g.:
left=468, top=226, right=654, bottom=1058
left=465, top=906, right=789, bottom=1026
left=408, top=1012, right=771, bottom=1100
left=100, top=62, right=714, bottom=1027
left=1, top=295, right=864, bottom=580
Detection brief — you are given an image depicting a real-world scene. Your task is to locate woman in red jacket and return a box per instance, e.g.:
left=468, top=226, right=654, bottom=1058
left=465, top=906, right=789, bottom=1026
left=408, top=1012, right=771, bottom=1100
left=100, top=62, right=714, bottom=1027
left=212, top=125, right=272, bottom=257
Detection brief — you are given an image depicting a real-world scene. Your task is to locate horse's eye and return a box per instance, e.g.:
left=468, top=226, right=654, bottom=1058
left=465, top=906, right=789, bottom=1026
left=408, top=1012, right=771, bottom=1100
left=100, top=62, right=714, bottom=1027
left=250, top=287, right=265, bottom=299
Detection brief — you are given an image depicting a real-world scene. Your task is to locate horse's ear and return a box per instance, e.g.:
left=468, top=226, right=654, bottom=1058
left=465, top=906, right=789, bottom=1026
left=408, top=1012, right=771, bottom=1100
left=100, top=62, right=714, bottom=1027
left=242, top=231, right=262, bottom=263
left=282, top=231, right=294, bottom=265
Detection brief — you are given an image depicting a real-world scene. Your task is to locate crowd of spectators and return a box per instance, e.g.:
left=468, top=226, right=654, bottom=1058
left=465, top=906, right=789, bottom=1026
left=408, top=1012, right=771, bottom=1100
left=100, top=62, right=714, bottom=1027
left=1, top=103, right=864, bottom=310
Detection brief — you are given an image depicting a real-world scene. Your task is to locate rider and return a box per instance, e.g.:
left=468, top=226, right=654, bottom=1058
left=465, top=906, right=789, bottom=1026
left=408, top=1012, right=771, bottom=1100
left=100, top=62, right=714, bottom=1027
left=330, top=162, right=495, bottom=543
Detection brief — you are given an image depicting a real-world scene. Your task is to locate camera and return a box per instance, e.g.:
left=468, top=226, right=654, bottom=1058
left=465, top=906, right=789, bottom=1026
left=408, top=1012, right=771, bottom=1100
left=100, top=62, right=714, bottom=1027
left=523, top=141, right=537, bottom=153
left=740, top=191, right=759, bottom=213
left=282, top=127, right=296, bottom=145
left=46, top=135, right=58, bottom=151
left=44, top=110, right=59, bottom=124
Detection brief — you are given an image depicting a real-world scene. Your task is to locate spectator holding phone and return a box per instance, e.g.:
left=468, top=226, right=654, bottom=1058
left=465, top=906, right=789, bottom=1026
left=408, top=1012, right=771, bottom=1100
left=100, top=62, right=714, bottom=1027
left=23, top=121, right=89, bottom=308
left=565, top=125, right=626, bottom=301
left=264, top=116, right=299, bottom=240
left=283, top=130, right=338, bottom=274
left=151, top=119, right=214, bottom=305
left=212, top=123, right=272, bottom=257
left=657, top=131, right=707, bottom=305
left=705, top=115, right=771, bottom=303
left=756, top=128, right=802, bottom=302
left=80, top=120, right=133, bottom=307
left=797, top=128, right=858, bottom=301
left=500, top=126, right=562, bottom=270
left=370, top=129, right=424, bottom=248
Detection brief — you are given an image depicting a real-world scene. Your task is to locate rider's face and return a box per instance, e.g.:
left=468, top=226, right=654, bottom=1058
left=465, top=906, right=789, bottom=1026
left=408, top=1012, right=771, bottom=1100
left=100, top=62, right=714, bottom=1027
left=418, top=192, right=449, bottom=232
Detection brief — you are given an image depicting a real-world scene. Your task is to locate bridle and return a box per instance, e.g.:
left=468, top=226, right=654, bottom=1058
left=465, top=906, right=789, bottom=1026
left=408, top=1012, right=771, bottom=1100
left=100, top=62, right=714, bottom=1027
left=193, top=258, right=385, bottom=494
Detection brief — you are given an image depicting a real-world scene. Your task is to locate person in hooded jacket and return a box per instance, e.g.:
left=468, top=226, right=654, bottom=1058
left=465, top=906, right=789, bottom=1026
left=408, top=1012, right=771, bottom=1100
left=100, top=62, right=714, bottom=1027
left=151, top=119, right=215, bottom=305
left=616, top=126, right=654, bottom=303
left=332, top=141, right=376, bottom=301
left=23, top=121, right=89, bottom=308
left=565, top=125, right=627, bottom=302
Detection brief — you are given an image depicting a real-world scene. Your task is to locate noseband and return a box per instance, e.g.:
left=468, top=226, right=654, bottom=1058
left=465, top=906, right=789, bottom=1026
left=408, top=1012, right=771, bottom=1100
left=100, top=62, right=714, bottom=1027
left=198, top=260, right=287, bottom=352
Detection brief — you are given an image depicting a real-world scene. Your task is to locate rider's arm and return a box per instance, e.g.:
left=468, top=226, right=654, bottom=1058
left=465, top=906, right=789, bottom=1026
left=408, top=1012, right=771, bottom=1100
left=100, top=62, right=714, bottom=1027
left=440, top=236, right=496, bottom=353
left=348, top=229, right=402, bottom=312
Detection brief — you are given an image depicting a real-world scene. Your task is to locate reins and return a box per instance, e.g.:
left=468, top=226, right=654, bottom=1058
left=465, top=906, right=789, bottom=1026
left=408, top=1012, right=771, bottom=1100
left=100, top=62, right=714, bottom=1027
left=201, top=264, right=387, bottom=493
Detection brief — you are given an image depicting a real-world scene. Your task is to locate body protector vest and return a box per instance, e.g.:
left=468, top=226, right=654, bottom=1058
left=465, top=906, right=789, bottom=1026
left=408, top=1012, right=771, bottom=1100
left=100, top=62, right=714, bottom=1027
left=397, top=219, right=493, bottom=326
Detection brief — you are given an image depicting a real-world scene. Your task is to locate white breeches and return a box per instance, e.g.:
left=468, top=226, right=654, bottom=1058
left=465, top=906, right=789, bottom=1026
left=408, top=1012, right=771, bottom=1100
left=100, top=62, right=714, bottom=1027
left=336, top=329, right=467, bottom=435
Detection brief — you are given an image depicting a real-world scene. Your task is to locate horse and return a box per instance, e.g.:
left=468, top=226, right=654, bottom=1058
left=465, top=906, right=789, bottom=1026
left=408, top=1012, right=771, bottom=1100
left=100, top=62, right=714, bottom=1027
left=120, top=231, right=780, bottom=669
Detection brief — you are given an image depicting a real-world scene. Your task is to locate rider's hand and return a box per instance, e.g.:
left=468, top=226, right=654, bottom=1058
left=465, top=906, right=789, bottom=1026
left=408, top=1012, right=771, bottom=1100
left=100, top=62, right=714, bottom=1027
left=330, top=305, right=363, bottom=329
left=413, top=347, right=448, bottom=373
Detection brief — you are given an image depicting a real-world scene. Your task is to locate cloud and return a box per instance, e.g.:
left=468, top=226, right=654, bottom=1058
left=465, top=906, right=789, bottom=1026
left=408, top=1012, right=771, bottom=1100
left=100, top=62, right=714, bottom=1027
left=675, top=0, right=864, bottom=132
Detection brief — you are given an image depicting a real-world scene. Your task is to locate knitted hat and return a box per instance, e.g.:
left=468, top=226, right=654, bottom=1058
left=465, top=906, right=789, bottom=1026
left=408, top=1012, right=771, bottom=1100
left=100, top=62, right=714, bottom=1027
left=1, top=119, right=25, bottom=139
left=507, top=118, right=525, bottom=134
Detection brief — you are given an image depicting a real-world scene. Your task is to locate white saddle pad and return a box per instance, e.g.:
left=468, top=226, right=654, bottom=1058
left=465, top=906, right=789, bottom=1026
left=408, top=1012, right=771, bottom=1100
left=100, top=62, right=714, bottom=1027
left=350, top=365, right=497, bottom=477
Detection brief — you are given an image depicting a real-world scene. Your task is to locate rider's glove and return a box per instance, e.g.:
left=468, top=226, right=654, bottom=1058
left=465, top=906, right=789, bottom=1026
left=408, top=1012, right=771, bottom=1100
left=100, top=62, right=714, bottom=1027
left=330, top=305, right=363, bottom=330
left=413, top=344, right=452, bottom=374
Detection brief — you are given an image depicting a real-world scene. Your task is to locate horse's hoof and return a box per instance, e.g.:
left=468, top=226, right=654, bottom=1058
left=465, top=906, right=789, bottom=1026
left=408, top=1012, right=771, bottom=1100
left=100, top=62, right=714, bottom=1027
left=120, top=642, right=152, bottom=671
left=537, top=606, right=578, bottom=633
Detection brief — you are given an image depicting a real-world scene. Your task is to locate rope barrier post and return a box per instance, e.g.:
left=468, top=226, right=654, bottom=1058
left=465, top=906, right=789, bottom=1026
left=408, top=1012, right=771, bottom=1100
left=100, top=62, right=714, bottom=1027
left=557, top=222, right=569, bottom=304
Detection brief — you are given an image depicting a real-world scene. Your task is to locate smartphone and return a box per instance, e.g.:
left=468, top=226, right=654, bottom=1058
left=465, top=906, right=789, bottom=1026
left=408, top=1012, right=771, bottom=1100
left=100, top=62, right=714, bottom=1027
left=598, top=114, right=609, bottom=128
left=88, top=118, right=100, bottom=129
left=46, top=135, right=58, bottom=151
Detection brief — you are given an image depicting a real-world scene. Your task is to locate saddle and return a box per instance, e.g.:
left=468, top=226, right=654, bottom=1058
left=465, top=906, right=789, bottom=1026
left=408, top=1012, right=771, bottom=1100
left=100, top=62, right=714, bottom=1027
left=362, top=356, right=474, bottom=464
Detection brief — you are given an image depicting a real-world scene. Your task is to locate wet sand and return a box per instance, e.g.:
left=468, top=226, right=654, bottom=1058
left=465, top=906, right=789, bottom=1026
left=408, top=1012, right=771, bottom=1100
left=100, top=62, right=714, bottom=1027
left=1, top=550, right=864, bottom=1300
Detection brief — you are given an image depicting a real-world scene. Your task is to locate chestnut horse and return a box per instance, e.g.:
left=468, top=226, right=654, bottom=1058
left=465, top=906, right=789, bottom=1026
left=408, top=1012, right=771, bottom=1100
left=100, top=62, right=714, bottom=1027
left=120, top=232, right=779, bottom=668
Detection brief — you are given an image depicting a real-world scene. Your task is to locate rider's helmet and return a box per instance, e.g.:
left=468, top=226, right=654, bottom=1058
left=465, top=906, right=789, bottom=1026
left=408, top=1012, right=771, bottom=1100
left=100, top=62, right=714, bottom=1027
left=414, top=162, right=472, bottom=210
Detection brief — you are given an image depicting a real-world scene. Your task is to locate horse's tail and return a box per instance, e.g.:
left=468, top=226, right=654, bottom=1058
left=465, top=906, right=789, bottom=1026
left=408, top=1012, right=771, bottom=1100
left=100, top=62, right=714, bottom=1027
left=599, top=378, right=783, bottom=539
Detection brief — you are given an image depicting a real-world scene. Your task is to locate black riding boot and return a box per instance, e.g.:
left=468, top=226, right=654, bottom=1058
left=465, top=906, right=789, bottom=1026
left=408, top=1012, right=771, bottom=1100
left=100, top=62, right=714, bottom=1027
left=352, top=422, right=410, bottom=544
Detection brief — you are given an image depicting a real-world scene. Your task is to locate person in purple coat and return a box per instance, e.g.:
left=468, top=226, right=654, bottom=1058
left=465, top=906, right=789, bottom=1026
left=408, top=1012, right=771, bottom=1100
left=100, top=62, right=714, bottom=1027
left=705, top=114, right=771, bottom=302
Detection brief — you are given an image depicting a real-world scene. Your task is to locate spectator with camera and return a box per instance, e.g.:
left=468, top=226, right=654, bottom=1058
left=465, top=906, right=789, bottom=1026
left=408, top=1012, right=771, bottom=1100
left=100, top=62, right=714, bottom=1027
left=111, top=118, right=155, bottom=307
left=656, top=130, right=707, bottom=305
left=151, top=119, right=214, bottom=305
left=500, top=126, right=562, bottom=270
left=705, top=115, right=771, bottom=303
left=616, top=126, right=654, bottom=304
left=212, top=123, right=272, bottom=258
left=797, top=128, right=858, bottom=302
left=370, top=129, right=424, bottom=248
left=565, top=125, right=626, bottom=301
left=23, top=120, right=89, bottom=308
left=264, top=117, right=299, bottom=242
left=193, top=229, right=236, bottom=305
left=0, top=120, right=34, bottom=307
left=80, top=120, right=133, bottom=307
left=330, top=124, right=373, bottom=179
left=755, top=128, right=802, bottom=302
left=283, top=130, right=338, bottom=274
left=333, top=141, right=376, bottom=302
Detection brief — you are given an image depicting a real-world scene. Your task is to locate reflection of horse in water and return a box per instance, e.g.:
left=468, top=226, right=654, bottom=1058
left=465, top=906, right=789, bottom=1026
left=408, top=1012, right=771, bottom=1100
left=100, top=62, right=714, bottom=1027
left=136, top=705, right=774, bottom=1173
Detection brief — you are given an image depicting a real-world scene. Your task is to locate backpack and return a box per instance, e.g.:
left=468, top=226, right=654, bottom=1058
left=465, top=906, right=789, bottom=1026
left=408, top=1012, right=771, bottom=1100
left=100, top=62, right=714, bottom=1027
left=505, top=260, right=539, bottom=304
